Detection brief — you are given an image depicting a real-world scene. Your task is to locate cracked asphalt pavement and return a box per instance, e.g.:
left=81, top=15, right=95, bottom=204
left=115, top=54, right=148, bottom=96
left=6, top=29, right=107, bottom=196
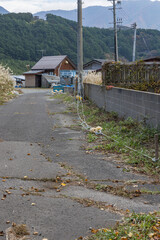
left=0, top=89, right=159, bottom=240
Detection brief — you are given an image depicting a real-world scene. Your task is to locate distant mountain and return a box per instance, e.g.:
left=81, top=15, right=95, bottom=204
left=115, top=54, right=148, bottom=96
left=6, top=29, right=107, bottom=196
left=34, top=6, right=109, bottom=29
left=0, top=6, right=9, bottom=14
left=34, top=0, right=160, bottom=30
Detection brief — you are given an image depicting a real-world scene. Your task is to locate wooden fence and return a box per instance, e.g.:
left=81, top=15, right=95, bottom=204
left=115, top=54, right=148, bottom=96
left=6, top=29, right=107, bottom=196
left=102, top=62, right=160, bottom=93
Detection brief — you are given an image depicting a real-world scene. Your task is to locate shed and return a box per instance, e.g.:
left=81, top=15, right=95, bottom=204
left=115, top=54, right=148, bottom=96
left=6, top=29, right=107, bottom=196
left=23, top=70, right=44, bottom=88
left=24, top=55, right=76, bottom=88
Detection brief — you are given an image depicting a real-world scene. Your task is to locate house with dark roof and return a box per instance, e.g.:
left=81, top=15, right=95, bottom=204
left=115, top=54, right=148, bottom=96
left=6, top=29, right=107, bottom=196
left=24, top=55, right=76, bottom=88
left=83, top=59, right=108, bottom=72
left=143, top=56, right=160, bottom=63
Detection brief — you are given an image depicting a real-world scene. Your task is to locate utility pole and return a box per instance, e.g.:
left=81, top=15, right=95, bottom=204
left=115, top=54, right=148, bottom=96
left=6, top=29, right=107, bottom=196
left=113, top=0, right=118, bottom=61
left=132, top=23, right=137, bottom=62
left=37, top=50, right=46, bottom=58
left=108, top=0, right=122, bottom=62
left=77, top=0, right=83, bottom=96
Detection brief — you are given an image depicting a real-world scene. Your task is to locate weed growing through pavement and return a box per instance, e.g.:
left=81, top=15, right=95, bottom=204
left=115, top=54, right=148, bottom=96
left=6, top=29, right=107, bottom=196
left=12, top=224, right=30, bottom=237
left=53, top=93, right=74, bottom=103
left=83, top=101, right=160, bottom=176
left=87, top=132, right=98, bottom=143
left=84, top=212, right=160, bottom=240
left=53, top=93, right=160, bottom=176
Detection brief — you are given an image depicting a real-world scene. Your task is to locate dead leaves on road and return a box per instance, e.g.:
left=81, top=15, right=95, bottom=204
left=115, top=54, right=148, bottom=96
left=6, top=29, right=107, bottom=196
left=0, top=231, right=4, bottom=236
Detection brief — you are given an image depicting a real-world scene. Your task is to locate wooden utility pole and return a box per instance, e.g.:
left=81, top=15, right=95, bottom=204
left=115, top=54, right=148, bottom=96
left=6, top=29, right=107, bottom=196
left=77, top=0, right=83, bottom=96
left=108, top=0, right=122, bottom=62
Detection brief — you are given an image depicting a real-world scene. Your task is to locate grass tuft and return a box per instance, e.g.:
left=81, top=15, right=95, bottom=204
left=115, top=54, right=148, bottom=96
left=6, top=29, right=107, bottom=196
left=12, top=224, right=30, bottom=237
left=84, top=212, right=160, bottom=240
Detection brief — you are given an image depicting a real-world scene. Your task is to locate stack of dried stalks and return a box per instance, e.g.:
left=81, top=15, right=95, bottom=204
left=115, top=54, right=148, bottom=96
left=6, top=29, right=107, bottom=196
left=0, top=64, right=14, bottom=104
left=83, top=72, right=102, bottom=85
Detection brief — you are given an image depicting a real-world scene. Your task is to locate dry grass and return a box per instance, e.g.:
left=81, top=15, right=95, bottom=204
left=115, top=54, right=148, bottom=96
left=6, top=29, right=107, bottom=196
left=12, top=224, right=30, bottom=237
left=83, top=72, right=102, bottom=85
left=0, top=64, right=14, bottom=104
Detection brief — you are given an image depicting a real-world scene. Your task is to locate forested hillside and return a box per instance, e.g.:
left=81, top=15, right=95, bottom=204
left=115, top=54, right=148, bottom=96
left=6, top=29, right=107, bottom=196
left=0, top=13, right=160, bottom=74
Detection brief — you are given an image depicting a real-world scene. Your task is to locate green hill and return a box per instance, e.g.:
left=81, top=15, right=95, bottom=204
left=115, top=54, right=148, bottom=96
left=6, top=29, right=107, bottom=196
left=0, top=13, right=160, bottom=74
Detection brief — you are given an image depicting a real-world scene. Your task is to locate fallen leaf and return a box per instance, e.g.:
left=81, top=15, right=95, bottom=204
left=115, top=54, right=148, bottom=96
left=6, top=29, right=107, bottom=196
left=103, top=229, right=109, bottom=233
left=153, top=226, right=159, bottom=232
left=2, top=179, right=6, bottom=182
left=61, top=183, right=66, bottom=187
left=128, top=232, right=133, bottom=237
left=27, top=153, right=31, bottom=156
left=9, top=158, right=13, bottom=161
left=91, top=229, right=98, bottom=234
left=33, top=232, right=38, bottom=235
left=0, top=231, right=4, bottom=236
left=149, top=233, right=155, bottom=238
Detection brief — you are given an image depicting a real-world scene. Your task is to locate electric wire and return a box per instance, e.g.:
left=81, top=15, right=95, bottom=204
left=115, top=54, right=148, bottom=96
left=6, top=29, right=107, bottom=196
left=76, top=91, right=154, bottom=161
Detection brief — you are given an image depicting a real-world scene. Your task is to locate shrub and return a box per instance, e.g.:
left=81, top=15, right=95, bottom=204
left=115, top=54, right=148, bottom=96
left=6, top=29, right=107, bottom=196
left=83, top=72, right=102, bottom=85
left=0, top=64, right=14, bottom=104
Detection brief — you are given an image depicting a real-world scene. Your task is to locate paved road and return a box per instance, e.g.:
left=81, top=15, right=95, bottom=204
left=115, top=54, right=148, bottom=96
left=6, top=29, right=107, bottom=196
left=0, top=89, right=159, bottom=240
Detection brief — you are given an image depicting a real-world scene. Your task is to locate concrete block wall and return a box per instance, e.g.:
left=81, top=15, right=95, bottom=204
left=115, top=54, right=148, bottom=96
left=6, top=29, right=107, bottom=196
left=84, top=84, right=160, bottom=128
left=84, top=83, right=105, bottom=109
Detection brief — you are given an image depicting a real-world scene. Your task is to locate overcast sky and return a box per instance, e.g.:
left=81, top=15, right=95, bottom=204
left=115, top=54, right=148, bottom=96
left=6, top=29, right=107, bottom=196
left=0, top=0, right=158, bottom=13
left=0, top=0, right=111, bottom=13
